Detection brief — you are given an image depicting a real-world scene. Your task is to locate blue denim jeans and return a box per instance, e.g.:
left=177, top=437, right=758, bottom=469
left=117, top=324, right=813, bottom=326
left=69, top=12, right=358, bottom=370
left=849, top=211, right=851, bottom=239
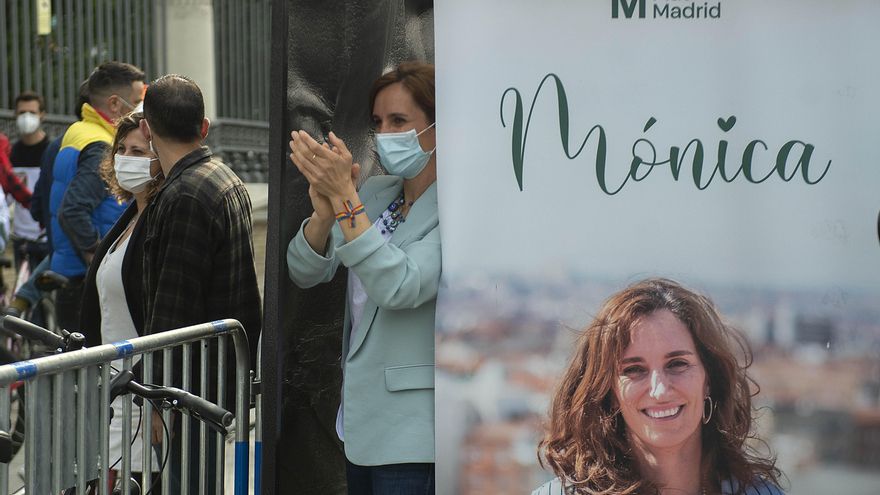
left=15, top=255, right=50, bottom=305
left=12, top=238, right=50, bottom=274
left=345, top=460, right=434, bottom=495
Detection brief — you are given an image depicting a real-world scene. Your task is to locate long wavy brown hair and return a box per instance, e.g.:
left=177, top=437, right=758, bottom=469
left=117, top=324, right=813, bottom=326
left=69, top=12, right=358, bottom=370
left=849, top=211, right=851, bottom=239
left=538, top=278, right=781, bottom=494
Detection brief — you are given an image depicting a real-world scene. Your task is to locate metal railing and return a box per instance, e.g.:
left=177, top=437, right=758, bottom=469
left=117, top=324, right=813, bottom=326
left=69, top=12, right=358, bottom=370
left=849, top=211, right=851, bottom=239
left=0, top=318, right=252, bottom=495
left=2, top=0, right=270, bottom=120
left=2, top=0, right=271, bottom=182
left=211, top=0, right=272, bottom=182
left=0, top=0, right=163, bottom=114
left=213, top=0, right=271, bottom=122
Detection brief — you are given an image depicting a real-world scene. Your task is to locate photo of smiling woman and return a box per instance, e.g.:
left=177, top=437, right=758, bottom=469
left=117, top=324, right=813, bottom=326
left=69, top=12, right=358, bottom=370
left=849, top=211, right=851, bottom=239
left=533, top=279, right=784, bottom=495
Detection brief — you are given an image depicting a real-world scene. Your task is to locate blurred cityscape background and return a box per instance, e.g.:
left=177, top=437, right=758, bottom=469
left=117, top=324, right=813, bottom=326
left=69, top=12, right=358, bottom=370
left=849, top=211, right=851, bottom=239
left=436, top=273, right=880, bottom=495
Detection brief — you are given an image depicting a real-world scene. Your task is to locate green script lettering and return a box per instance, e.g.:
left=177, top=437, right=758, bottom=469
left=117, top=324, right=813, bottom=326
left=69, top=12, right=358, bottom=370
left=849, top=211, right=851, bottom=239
left=500, top=74, right=611, bottom=192
left=499, top=73, right=834, bottom=194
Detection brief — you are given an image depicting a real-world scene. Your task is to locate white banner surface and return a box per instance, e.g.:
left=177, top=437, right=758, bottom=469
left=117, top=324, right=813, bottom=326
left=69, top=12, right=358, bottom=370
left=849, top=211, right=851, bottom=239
left=435, top=1, right=880, bottom=493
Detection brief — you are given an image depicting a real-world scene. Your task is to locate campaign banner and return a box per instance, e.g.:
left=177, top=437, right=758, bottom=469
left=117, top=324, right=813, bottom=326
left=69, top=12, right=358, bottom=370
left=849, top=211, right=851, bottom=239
left=434, top=1, right=880, bottom=494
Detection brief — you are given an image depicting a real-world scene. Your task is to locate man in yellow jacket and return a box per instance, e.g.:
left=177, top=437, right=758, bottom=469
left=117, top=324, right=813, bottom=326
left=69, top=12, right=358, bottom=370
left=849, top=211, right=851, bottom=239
left=49, top=61, right=145, bottom=332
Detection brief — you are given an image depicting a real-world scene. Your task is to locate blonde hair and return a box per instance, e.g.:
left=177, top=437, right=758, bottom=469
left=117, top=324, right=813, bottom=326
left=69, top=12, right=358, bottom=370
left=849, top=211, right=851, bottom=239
left=99, top=111, right=164, bottom=202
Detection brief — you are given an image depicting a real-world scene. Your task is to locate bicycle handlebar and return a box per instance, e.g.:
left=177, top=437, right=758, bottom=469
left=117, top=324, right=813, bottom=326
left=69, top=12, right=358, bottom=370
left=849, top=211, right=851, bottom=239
left=130, top=381, right=233, bottom=432
left=0, top=316, right=85, bottom=353
left=1, top=315, right=64, bottom=349
left=110, top=370, right=233, bottom=435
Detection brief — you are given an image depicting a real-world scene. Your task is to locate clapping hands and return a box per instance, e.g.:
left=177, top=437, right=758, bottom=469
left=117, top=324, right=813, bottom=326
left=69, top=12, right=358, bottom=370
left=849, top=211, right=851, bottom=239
left=289, top=130, right=361, bottom=221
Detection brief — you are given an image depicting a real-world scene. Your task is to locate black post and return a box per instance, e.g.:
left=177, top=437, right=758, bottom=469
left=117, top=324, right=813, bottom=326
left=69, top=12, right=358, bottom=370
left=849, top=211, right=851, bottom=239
left=263, top=1, right=434, bottom=492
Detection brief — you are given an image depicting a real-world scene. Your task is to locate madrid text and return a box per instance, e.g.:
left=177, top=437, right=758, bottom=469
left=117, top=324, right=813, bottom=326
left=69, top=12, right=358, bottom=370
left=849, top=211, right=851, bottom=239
left=655, top=1, right=721, bottom=19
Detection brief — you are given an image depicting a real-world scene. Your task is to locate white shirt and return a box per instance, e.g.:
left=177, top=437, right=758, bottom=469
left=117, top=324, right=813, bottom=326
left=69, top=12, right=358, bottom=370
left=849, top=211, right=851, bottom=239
left=96, top=233, right=159, bottom=471
left=97, top=234, right=139, bottom=354
left=10, top=166, right=44, bottom=241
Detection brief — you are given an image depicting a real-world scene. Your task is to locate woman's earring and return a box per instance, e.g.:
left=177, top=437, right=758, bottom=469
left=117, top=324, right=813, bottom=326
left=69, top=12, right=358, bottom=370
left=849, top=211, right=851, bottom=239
left=702, top=395, right=715, bottom=424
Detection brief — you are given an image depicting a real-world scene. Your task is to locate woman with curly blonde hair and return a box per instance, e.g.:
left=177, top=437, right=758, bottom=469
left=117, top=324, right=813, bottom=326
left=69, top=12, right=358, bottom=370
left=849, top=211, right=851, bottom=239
left=533, top=278, right=783, bottom=495
left=80, top=111, right=165, bottom=491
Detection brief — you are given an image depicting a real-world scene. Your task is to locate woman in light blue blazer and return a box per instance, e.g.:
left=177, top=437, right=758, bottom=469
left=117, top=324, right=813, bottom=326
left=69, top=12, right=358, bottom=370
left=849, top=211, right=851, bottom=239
left=287, top=62, right=438, bottom=495
left=533, top=279, right=784, bottom=495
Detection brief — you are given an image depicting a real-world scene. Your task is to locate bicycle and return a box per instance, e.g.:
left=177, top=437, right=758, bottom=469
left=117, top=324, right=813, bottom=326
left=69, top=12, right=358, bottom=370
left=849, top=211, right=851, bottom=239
left=0, top=263, right=71, bottom=469
left=2, top=370, right=231, bottom=495
left=2, top=256, right=65, bottom=334
left=0, top=258, right=68, bottom=366
left=0, top=315, right=234, bottom=495
left=105, top=369, right=234, bottom=495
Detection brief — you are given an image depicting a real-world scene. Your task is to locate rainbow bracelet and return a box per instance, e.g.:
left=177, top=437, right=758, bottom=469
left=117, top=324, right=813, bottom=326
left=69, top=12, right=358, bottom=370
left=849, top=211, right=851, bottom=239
left=335, top=200, right=366, bottom=227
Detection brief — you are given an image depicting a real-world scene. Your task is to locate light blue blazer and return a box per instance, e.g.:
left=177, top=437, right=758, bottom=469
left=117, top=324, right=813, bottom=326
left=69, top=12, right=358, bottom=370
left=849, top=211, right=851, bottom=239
left=531, top=477, right=784, bottom=495
left=287, top=175, right=440, bottom=466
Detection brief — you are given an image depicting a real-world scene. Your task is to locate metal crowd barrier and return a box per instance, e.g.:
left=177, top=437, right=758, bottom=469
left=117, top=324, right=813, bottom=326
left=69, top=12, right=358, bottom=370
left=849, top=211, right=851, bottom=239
left=0, top=318, right=252, bottom=495
left=254, top=336, right=263, bottom=495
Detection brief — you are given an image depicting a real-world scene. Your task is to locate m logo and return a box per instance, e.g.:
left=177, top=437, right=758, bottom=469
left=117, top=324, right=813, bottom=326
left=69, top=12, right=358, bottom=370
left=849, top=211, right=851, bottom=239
left=612, top=0, right=646, bottom=19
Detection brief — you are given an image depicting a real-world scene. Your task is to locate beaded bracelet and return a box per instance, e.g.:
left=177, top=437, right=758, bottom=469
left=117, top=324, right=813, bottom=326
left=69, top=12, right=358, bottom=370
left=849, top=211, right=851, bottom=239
left=335, top=200, right=366, bottom=227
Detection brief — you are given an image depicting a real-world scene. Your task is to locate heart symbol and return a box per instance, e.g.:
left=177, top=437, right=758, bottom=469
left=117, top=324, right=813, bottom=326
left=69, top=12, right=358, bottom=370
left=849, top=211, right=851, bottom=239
left=717, top=115, right=737, bottom=132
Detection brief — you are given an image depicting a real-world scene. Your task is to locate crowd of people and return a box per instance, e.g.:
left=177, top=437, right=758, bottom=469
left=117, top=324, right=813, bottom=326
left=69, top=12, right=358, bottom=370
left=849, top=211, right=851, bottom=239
left=0, top=61, right=261, bottom=493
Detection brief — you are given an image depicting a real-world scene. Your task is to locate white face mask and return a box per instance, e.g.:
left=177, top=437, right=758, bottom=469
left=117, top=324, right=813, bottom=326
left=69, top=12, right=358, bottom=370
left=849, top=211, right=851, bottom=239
left=114, top=154, right=158, bottom=193
left=143, top=121, right=158, bottom=155
left=374, top=123, right=436, bottom=179
left=16, top=112, right=41, bottom=135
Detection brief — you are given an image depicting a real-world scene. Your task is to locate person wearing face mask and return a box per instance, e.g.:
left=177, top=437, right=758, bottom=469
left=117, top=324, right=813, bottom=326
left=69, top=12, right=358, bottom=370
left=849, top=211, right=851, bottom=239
left=5, top=83, right=90, bottom=322
left=8, top=91, right=51, bottom=275
left=79, top=112, right=164, bottom=492
left=49, top=61, right=145, bottom=333
left=287, top=61, right=439, bottom=494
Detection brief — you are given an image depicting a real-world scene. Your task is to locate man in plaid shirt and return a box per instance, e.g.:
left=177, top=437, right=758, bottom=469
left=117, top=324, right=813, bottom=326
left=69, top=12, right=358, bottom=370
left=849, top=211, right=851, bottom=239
left=140, top=74, right=261, bottom=489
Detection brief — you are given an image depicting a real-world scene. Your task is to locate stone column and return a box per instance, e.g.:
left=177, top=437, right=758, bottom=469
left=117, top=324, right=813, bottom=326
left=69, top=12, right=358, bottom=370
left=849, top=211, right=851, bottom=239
left=160, top=0, right=217, bottom=120
left=264, top=1, right=435, bottom=493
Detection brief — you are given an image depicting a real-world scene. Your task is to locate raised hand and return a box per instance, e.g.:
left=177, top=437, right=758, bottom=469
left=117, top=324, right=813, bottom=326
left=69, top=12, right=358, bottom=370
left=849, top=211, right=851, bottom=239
left=289, top=130, right=357, bottom=199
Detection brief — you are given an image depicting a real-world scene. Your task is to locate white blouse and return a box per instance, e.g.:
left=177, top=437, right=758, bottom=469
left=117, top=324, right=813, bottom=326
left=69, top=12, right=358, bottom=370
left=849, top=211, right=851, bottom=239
left=96, top=232, right=159, bottom=472
left=97, top=234, right=139, bottom=353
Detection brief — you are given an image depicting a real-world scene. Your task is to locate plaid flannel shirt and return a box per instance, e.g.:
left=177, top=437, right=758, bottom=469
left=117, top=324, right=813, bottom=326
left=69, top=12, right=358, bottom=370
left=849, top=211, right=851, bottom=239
left=142, top=147, right=261, bottom=388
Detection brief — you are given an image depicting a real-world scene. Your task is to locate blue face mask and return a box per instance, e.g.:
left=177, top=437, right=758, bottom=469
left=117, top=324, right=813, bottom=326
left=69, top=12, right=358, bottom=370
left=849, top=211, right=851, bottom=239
left=374, top=123, right=436, bottom=179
